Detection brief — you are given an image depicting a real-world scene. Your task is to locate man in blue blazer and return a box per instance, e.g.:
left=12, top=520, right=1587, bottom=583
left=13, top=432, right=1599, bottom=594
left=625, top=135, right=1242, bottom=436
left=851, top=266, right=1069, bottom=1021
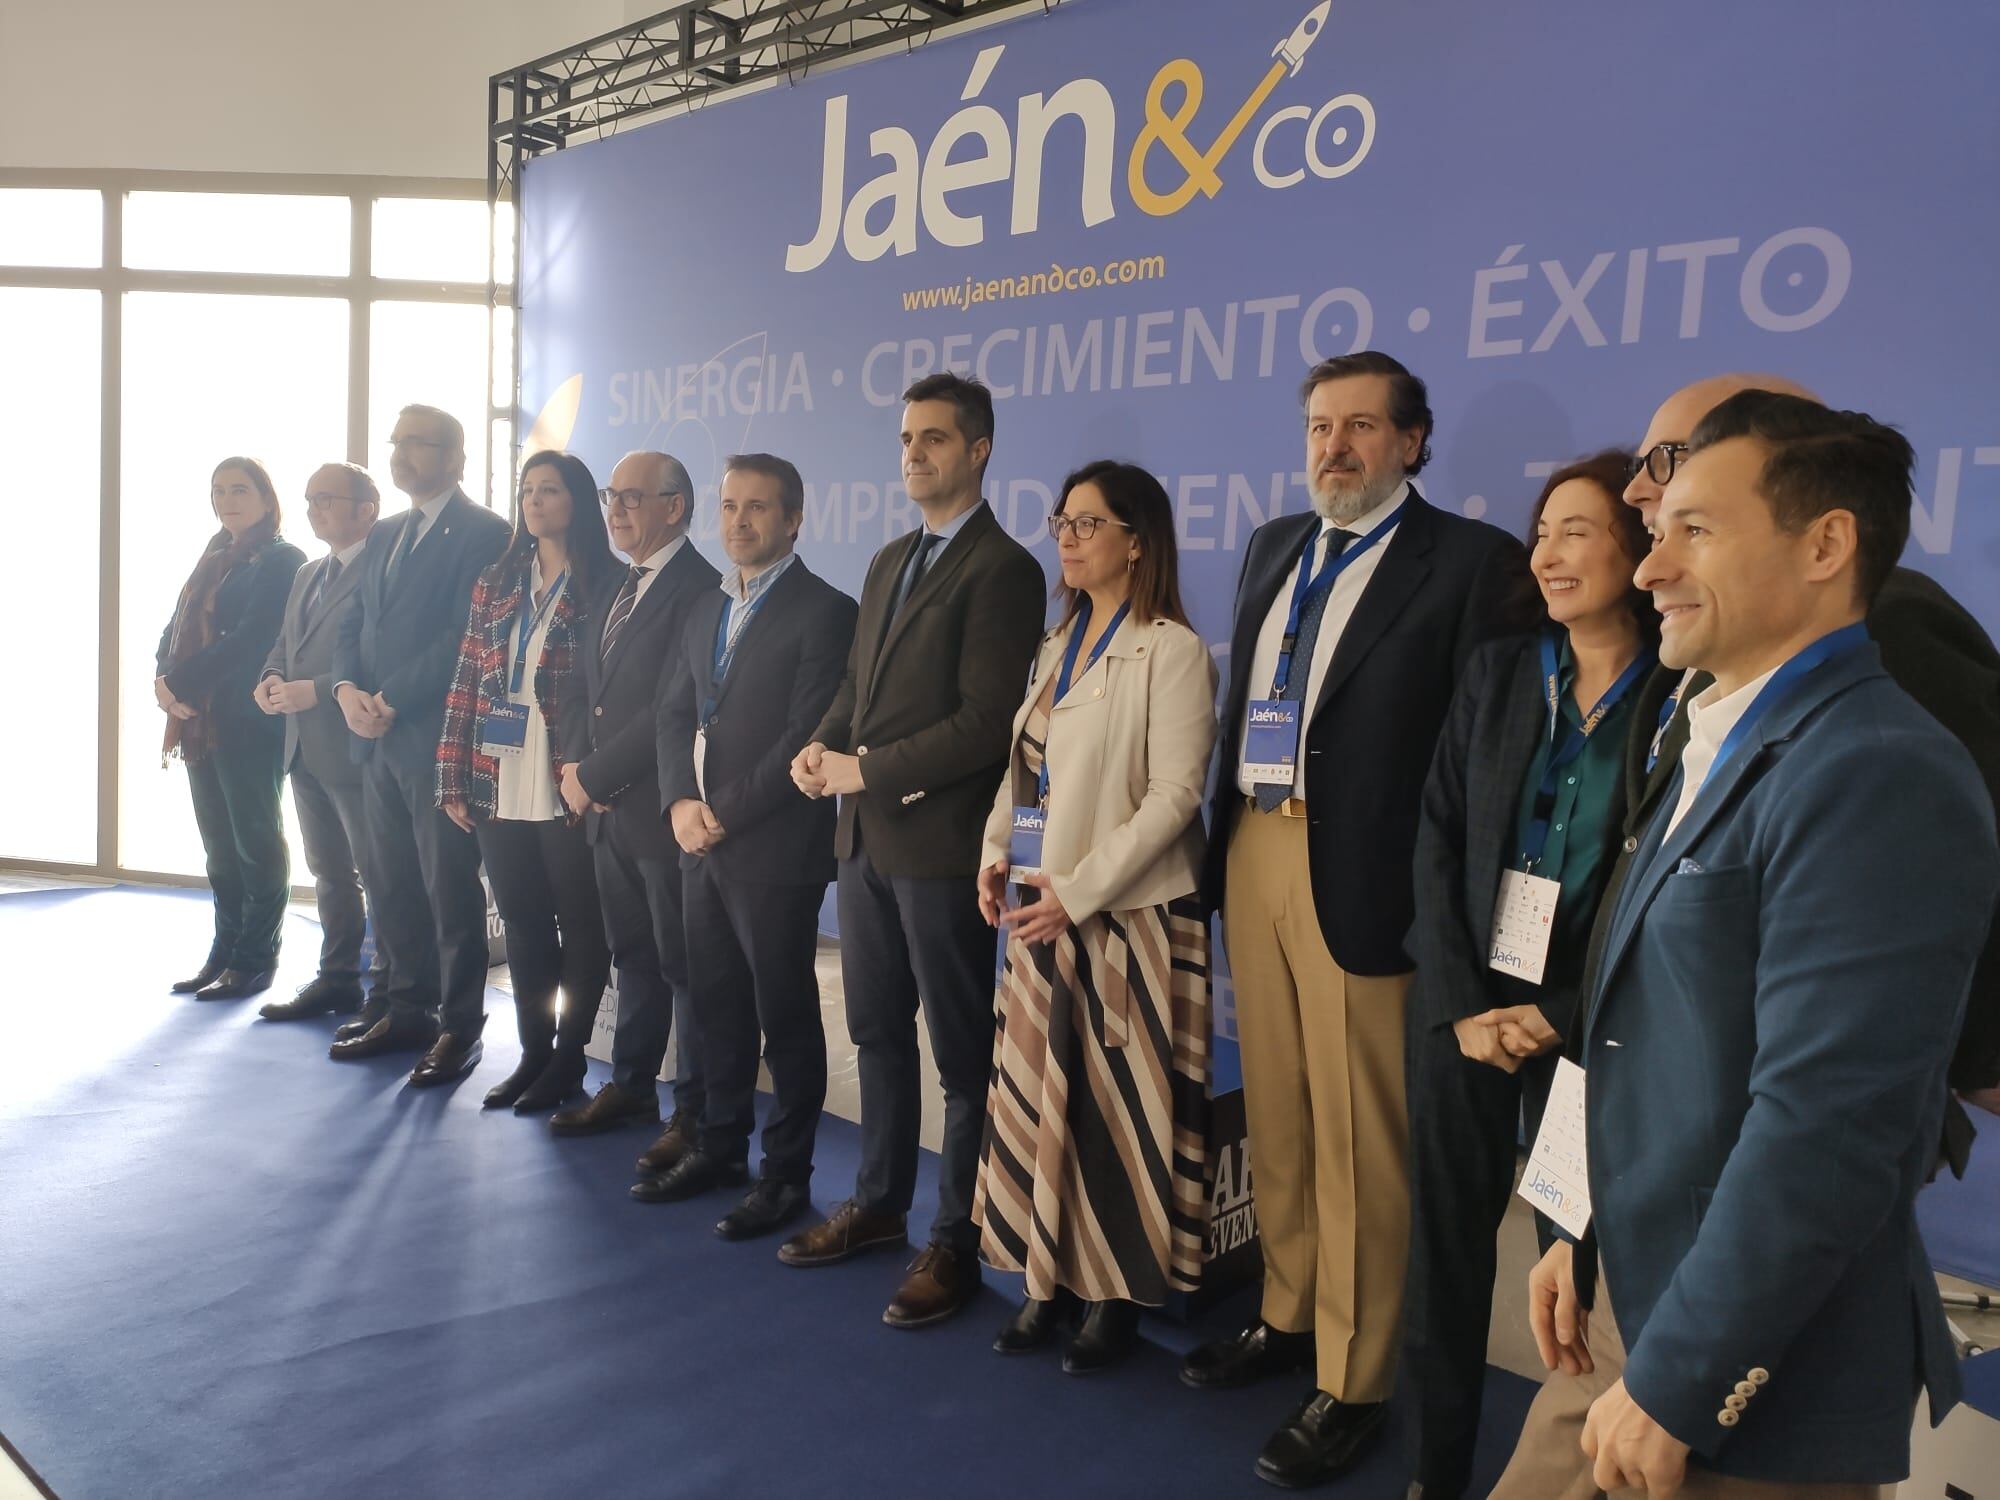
left=1491, top=391, right=1999, bottom=1497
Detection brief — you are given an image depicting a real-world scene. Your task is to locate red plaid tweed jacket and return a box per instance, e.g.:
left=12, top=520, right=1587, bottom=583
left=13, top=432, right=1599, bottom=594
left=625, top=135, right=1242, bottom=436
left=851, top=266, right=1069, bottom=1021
left=435, top=557, right=586, bottom=820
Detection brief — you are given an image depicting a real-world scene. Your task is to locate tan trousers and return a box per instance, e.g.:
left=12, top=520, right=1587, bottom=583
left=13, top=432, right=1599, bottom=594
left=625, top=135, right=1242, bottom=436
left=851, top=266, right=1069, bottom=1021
left=1490, top=1287, right=1884, bottom=1500
left=1223, top=804, right=1411, bottom=1402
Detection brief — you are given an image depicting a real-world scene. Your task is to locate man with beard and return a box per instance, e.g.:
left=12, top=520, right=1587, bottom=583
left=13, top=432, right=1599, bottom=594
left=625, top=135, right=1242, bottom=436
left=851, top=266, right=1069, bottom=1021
left=1183, top=352, right=1539, bottom=1487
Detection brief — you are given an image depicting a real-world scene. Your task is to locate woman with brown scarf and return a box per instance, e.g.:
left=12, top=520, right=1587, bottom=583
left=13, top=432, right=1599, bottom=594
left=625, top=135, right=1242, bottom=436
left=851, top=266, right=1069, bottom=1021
left=160, top=457, right=305, bottom=1000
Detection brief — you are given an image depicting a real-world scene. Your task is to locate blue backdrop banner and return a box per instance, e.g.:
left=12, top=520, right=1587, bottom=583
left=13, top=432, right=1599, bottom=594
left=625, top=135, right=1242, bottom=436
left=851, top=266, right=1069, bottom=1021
left=521, top=0, right=2000, bottom=1097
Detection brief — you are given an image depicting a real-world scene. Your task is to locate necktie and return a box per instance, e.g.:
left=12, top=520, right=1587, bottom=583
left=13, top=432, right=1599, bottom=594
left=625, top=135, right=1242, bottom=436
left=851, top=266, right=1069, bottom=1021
left=309, top=556, right=341, bottom=618
left=600, top=564, right=649, bottom=660
left=1255, top=528, right=1357, bottom=812
left=890, top=532, right=942, bottom=621
left=386, top=513, right=421, bottom=588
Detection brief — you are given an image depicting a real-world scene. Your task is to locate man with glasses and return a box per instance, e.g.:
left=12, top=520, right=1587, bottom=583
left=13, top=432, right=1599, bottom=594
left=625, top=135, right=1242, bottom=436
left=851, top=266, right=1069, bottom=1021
left=548, top=452, right=722, bottom=1184
left=327, top=405, right=509, bottom=1087
left=254, top=462, right=386, bottom=1023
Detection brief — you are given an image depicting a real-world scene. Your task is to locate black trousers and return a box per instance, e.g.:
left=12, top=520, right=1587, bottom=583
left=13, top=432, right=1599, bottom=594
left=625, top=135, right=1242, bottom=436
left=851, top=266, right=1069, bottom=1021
left=362, top=749, right=490, bottom=1038
left=477, top=815, right=611, bottom=1073
left=1401, top=1018, right=1559, bottom=1495
left=289, top=762, right=386, bottom=996
left=837, top=846, right=998, bottom=1253
left=592, top=809, right=703, bottom=1113
left=685, top=862, right=828, bottom=1183
left=185, top=730, right=288, bottom=971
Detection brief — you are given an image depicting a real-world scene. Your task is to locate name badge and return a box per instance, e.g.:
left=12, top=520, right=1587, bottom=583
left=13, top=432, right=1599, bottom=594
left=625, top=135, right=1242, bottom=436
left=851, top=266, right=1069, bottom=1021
left=1008, top=805, right=1046, bottom=884
left=1518, top=1057, right=1592, bottom=1239
left=479, top=703, right=529, bottom=757
left=1241, top=699, right=1300, bottom=786
left=1488, top=868, right=1561, bottom=985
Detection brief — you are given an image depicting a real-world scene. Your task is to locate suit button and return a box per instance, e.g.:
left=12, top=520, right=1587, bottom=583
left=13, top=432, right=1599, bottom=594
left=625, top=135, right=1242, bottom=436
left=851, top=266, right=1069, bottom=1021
left=1717, top=1408, right=1740, bottom=1428
left=594, top=706, right=603, bottom=717
left=856, top=744, right=868, bottom=755
left=1622, top=835, right=1638, bottom=853
left=1733, top=1380, right=1757, bottom=1399
left=1725, top=1394, right=1747, bottom=1412
left=1747, top=1367, right=1770, bottom=1385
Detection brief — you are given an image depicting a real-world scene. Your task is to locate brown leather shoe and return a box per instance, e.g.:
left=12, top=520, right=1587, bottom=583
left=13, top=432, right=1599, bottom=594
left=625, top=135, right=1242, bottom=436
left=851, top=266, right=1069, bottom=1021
left=407, top=1032, right=482, bottom=1088
left=549, top=1081, right=660, bottom=1138
left=634, top=1108, right=697, bottom=1174
left=883, top=1244, right=981, bottom=1329
left=328, top=1013, right=436, bottom=1061
left=776, top=1199, right=908, bottom=1268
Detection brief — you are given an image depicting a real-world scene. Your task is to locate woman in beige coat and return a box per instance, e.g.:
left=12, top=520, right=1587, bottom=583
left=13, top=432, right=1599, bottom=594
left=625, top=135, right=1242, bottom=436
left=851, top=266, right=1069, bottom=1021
left=972, top=460, right=1218, bottom=1374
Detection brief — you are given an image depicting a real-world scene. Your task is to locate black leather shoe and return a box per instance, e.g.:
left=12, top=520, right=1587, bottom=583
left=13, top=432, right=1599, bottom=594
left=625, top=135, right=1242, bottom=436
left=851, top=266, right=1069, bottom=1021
left=1063, top=1299, right=1141, bottom=1375
left=408, top=1032, right=483, bottom=1088
left=512, top=1055, right=586, bottom=1113
left=634, top=1108, right=697, bottom=1172
left=994, top=1293, right=1067, bottom=1354
left=260, top=976, right=365, bottom=1021
left=482, top=1053, right=552, bottom=1110
left=332, top=1002, right=390, bottom=1043
left=193, top=968, right=276, bottom=1001
left=630, top=1149, right=748, bottom=1204
left=329, top=1014, right=436, bottom=1061
left=715, top=1178, right=810, bottom=1240
left=1253, top=1393, right=1386, bottom=1489
left=1180, top=1321, right=1315, bottom=1390
left=171, top=960, right=225, bottom=994
left=550, top=1082, right=660, bottom=1138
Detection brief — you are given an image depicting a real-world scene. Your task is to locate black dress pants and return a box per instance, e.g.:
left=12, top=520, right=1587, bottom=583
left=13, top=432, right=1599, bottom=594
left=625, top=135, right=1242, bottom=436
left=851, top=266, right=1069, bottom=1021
left=592, top=810, right=703, bottom=1114
left=684, top=861, right=828, bottom=1183
left=836, top=846, right=998, bottom=1253
left=1401, top=1018, right=1558, bottom=1496
left=476, top=815, right=611, bottom=1074
left=362, top=748, right=489, bottom=1038
left=185, top=730, right=288, bottom=971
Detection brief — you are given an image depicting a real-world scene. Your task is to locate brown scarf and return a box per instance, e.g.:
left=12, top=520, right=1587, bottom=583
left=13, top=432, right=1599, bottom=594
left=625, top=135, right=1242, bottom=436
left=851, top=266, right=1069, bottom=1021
left=162, top=518, right=278, bottom=764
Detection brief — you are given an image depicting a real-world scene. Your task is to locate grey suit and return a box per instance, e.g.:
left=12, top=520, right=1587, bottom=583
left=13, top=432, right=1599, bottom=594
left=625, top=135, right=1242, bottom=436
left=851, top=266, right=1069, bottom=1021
left=260, top=548, right=382, bottom=991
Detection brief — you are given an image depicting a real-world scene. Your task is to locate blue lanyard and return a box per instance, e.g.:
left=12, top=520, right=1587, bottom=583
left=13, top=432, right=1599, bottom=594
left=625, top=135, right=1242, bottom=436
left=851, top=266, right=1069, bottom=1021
left=1645, top=673, right=1688, bottom=773
left=1034, top=597, right=1130, bottom=806
left=703, top=585, right=777, bottom=725
left=1269, top=500, right=1405, bottom=697
left=1705, top=622, right=1870, bottom=784
left=508, top=570, right=568, bottom=696
left=1520, top=634, right=1654, bottom=869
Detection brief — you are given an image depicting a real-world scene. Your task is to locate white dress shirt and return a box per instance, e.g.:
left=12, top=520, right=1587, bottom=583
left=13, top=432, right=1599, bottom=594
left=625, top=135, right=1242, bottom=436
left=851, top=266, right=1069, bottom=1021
left=495, top=560, right=566, bottom=823
left=1234, top=481, right=1409, bottom=798
left=1662, top=663, right=1781, bottom=838
left=400, top=487, right=455, bottom=554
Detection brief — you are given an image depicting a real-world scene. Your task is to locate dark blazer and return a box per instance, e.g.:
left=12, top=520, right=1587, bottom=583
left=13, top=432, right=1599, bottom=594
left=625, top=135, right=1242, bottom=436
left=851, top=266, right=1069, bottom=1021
left=157, top=533, right=306, bottom=748
left=331, top=490, right=511, bottom=776
left=808, top=503, right=1047, bottom=880
left=1408, top=631, right=1630, bottom=1040
left=1585, top=645, right=1998, bottom=1483
left=260, top=546, right=369, bottom=786
left=657, top=557, right=858, bottom=885
left=1204, top=490, right=1540, bottom=975
left=565, top=539, right=722, bottom=862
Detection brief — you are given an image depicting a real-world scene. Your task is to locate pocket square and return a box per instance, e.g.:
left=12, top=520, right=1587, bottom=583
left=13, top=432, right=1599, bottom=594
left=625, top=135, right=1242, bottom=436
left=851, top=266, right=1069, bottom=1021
left=1675, top=858, right=1705, bottom=875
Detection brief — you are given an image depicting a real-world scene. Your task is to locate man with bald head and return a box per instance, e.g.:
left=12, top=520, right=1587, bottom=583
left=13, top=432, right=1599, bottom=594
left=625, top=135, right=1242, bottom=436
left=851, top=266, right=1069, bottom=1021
left=549, top=452, right=722, bottom=1186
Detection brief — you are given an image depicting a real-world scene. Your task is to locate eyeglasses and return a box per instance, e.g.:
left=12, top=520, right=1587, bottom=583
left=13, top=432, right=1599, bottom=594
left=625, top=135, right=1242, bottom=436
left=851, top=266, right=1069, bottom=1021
left=599, top=487, right=676, bottom=512
left=1047, top=512, right=1133, bottom=541
left=385, top=435, right=446, bottom=451
left=304, top=490, right=363, bottom=509
left=1630, top=441, right=1690, bottom=486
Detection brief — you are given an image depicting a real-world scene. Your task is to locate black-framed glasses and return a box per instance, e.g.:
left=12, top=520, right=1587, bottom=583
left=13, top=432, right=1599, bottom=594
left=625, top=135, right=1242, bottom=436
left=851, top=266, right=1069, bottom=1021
left=384, top=435, right=446, bottom=451
left=1630, top=441, right=1690, bottom=486
left=1047, top=512, right=1133, bottom=541
left=304, top=490, right=365, bottom=509
left=599, top=487, right=675, bottom=512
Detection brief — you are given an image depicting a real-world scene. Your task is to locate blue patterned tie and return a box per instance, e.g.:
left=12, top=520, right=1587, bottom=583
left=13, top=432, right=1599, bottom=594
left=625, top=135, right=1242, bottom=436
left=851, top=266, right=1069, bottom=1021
left=1254, top=528, right=1355, bottom=812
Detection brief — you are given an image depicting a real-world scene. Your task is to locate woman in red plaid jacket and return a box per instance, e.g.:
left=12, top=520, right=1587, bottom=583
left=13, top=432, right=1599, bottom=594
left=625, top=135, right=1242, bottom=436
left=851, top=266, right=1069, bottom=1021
left=437, top=449, right=620, bottom=1113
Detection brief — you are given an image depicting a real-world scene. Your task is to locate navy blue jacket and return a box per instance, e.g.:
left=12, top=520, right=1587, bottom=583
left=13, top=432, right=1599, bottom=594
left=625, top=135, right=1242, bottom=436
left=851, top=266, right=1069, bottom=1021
left=1586, top=642, right=1999, bottom=1483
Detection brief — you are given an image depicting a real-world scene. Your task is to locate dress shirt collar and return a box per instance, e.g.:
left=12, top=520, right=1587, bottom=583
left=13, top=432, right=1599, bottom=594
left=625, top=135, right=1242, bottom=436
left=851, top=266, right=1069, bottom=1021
left=630, top=534, right=689, bottom=574
left=722, top=549, right=797, bottom=604
left=332, top=537, right=368, bottom=568
left=1666, top=660, right=1782, bottom=833
left=923, top=498, right=986, bottom=543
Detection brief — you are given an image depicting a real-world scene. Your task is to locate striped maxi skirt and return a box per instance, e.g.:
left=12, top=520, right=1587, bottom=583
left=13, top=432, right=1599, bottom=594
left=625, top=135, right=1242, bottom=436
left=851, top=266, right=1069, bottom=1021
left=972, top=894, right=1213, bottom=1305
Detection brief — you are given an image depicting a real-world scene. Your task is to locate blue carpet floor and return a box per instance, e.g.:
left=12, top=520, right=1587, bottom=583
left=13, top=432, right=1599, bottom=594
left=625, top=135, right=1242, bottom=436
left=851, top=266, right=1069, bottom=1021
left=0, top=885, right=1538, bottom=1500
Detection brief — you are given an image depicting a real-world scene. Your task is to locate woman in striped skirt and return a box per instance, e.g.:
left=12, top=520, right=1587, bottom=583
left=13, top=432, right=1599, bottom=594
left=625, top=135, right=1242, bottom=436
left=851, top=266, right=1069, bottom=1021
left=972, top=460, right=1218, bottom=1374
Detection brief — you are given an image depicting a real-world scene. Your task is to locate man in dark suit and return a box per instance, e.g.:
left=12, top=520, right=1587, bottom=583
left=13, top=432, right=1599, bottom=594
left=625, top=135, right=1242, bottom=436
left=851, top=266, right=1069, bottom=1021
left=327, top=405, right=510, bottom=1087
left=1594, top=373, right=2000, bottom=1172
left=253, top=462, right=385, bottom=1022
left=637, top=453, right=857, bottom=1240
left=1491, top=393, right=1999, bottom=1498
left=1183, top=352, right=1538, bottom=1488
left=780, top=374, right=1045, bottom=1329
left=548, top=451, right=720, bottom=1173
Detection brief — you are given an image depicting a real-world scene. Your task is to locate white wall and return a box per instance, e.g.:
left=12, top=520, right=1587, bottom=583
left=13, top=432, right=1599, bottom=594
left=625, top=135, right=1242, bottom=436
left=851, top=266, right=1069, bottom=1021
left=0, top=0, right=654, bottom=179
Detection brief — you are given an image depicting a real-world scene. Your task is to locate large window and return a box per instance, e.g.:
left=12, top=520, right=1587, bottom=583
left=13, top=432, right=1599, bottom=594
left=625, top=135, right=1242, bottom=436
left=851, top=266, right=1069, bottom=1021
left=0, top=174, right=515, bottom=884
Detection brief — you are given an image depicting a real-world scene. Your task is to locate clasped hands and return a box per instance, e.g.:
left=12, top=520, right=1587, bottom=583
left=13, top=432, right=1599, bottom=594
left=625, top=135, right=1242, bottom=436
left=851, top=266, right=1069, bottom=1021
left=1529, top=1242, right=1691, bottom=1497
left=788, top=741, right=865, bottom=799
left=669, top=798, right=726, bottom=857
left=153, top=675, right=196, bottom=721
left=1453, top=1003, right=1560, bottom=1073
left=975, top=858, right=1071, bottom=945
left=252, top=674, right=317, bottom=715
left=334, top=682, right=398, bottom=740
